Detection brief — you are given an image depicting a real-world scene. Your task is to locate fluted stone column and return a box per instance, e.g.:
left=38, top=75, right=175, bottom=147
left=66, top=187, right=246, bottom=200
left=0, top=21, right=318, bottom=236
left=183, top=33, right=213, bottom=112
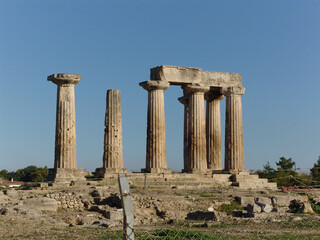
left=95, top=90, right=127, bottom=178
left=221, top=87, right=245, bottom=171
left=182, top=83, right=210, bottom=173
left=48, top=73, right=84, bottom=182
left=103, top=90, right=123, bottom=168
left=140, top=80, right=171, bottom=173
left=205, top=89, right=224, bottom=170
left=178, top=92, right=189, bottom=172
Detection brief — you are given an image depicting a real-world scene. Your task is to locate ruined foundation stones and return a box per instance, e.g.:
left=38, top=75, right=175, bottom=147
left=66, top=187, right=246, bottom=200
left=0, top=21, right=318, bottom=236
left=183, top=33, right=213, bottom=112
left=96, top=89, right=126, bottom=178
left=47, top=73, right=85, bottom=182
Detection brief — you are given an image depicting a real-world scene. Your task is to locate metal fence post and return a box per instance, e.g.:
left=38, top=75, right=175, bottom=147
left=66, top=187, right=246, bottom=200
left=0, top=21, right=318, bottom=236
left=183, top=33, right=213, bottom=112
left=118, top=173, right=134, bottom=240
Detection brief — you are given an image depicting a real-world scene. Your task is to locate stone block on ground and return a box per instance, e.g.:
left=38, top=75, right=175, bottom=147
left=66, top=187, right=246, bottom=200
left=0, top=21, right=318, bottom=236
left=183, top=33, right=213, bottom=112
left=247, top=204, right=261, bottom=213
left=272, top=195, right=308, bottom=207
left=255, top=202, right=273, bottom=213
left=255, top=197, right=272, bottom=205
left=104, top=209, right=123, bottom=221
left=23, top=197, right=58, bottom=211
left=186, top=211, right=218, bottom=221
left=289, top=200, right=314, bottom=214
left=235, top=196, right=255, bottom=207
left=232, top=210, right=243, bottom=217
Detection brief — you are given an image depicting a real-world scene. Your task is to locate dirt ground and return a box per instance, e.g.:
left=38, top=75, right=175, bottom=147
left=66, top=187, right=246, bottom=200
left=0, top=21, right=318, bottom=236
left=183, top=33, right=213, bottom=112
left=1, top=180, right=320, bottom=239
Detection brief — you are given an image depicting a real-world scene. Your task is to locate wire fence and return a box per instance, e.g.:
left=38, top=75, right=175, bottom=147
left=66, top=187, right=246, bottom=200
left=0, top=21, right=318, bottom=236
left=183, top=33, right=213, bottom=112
left=1, top=213, right=319, bottom=239
left=1, top=173, right=320, bottom=240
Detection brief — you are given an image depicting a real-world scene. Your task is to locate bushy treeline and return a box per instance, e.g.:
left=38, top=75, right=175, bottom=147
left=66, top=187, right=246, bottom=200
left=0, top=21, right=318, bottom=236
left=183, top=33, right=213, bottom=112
left=0, top=165, right=48, bottom=182
left=256, top=156, right=320, bottom=187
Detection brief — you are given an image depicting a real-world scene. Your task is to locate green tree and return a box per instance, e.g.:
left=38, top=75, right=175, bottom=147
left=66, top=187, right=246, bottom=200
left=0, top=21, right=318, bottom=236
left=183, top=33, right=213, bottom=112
left=0, top=169, right=8, bottom=179
left=276, top=157, right=296, bottom=171
left=274, top=157, right=299, bottom=186
left=0, top=166, right=48, bottom=182
left=256, top=157, right=301, bottom=187
left=311, top=156, right=320, bottom=182
left=256, top=162, right=275, bottom=179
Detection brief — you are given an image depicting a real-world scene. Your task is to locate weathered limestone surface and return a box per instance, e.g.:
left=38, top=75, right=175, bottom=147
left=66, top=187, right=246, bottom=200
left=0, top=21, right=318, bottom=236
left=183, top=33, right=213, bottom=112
left=221, top=87, right=245, bottom=171
left=178, top=93, right=189, bottom=172
left=96, top=90, right=126, bottom=177
left=182, top=83, right=210, bottom=172
left=47, top=73, right=85, bottom=182
left=205, top=89, right=224, bottom=170
left=140, top=80, right=171, bottom=173
left=150, top=65, right=242, bottom=87
left=103, top=90, right=124, bottom=168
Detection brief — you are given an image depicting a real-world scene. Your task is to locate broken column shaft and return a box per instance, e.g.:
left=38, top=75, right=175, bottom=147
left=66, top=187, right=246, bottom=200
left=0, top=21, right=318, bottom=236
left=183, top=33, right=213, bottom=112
left=103, top=89, right=124, bottom=168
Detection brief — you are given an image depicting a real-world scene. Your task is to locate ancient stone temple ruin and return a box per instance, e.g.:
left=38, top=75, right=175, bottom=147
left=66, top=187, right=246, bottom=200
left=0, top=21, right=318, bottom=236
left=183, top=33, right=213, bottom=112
left=139, top=65, right=245, bottom=174
left=47, top=73, right=85, bottom=182
left=46, top=67, right=277, bottom=189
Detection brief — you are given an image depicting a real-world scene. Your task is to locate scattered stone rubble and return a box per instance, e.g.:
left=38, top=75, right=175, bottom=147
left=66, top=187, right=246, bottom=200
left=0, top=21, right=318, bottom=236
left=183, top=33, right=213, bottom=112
left=1, top=183, right=319, bottom=232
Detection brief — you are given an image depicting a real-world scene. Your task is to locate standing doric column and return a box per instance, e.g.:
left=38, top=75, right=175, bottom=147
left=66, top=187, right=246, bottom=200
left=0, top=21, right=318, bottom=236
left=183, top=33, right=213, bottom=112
left=47, top=73, right=85, bottom=182
left=221, top=87, right=245, bottom=171
left=178, top=91, right=189, bottom=172
left=182, top=83, right=210, bottom=173
left=139, top=80, right=171, bottom=173
left=96, top=89, right=126, bottom=178
left=205, top=88, right=224, bottom=170
left=48, top=73, right=81, bottom=169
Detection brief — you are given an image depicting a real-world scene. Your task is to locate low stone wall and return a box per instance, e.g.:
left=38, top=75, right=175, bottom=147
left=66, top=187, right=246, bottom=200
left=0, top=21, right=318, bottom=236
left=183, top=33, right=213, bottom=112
left=45, top=192, right=85, bottom=210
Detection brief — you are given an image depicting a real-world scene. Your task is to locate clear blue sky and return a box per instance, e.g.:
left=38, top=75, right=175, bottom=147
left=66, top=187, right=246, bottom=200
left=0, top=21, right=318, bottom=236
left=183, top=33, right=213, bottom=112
left=0, top=0, right=319, bottom=172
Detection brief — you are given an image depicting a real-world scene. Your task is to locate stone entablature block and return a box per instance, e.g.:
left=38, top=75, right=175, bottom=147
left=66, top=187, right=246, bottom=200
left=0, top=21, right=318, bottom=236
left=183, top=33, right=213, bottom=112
left=150, top=65, right=242, bottom=87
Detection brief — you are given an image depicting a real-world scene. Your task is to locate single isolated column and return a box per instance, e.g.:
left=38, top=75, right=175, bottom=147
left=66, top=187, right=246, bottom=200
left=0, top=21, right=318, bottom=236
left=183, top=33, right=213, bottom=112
left=139, top=80, right=171, bottom=173
left=103, top=90, right=124, bottom=168
left=182, top=83, right=210, bottom=173
left=95, top=90, right=126, bottom=178
left=221, top=86, right=245, bottom=171
left=205, top=88, right=224, bottom=170
left=178, top=92, right=189, bottom=172
left=47, top=73, right=85, bottom=182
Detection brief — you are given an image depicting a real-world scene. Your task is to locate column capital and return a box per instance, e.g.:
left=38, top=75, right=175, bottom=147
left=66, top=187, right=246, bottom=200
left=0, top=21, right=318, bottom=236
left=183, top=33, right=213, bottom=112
left=182, top=83, right=210, bottom=94
left=139, top=80, right=169, bottom=91
left=220, top=86, right=245, bottom=96
left=205, top=89, right=224, bottom=101
left=48, top=73, right=81, bottom=85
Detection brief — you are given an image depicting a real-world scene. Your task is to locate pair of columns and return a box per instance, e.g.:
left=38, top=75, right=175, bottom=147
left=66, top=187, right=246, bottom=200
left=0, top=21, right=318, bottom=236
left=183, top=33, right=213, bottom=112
left=140, top=80, right=245, bottom=173
left=49, top=74, right=125, bottom=180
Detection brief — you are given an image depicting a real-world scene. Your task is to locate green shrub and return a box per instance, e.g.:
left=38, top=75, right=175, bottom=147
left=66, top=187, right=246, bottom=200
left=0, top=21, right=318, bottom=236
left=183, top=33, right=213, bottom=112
left=311, top=203, right=320, bottom=214
left=219, top=201, right=243, bottom=215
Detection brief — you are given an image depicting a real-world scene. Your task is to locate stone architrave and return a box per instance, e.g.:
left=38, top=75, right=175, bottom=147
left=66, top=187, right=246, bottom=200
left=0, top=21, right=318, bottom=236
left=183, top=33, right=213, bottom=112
left=178, top=92, right=189, bottom=172
left=47, top=73, right=85, bottom=182
left=182, top=83, right=210, bottom=172
left=221, top=87, right=245, bottom=171
left=96, top=90, right=126, bottom=177
left=139, top=80, right=171, bottom=173
left=205, top=89, right=224, bottom=170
